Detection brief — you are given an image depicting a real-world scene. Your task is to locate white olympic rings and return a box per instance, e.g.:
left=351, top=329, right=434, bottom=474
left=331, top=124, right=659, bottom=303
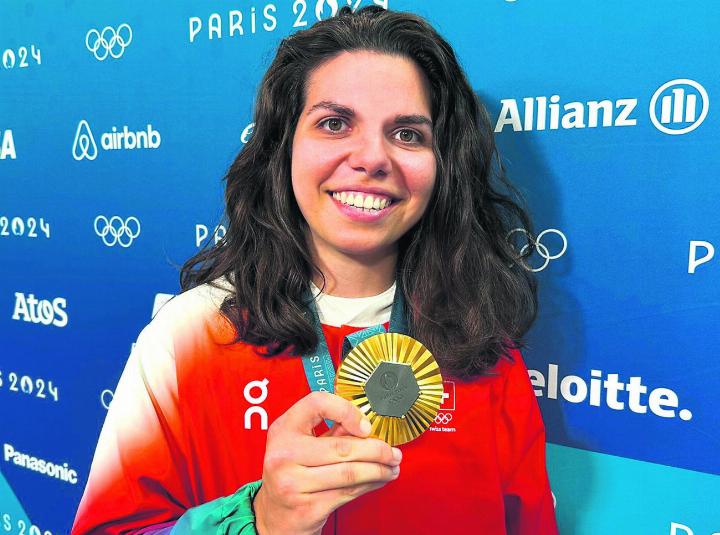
left=434, top=413, right=453, bottom=425
left=507, top=228, right=568, bottom=272
left=85, top=23, right=133, bottom=61
left=94, top=215, right=141, bottom=248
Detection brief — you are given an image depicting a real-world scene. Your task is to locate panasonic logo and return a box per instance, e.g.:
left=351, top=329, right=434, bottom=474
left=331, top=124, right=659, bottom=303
left=3, top=443, right=78, bottom=484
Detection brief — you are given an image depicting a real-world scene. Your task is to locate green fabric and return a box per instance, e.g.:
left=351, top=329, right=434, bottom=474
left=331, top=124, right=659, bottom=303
left=171, top=480, right=263, bottom=534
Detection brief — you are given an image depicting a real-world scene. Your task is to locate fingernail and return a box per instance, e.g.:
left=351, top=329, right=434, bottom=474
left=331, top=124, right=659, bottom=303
left=360, top=418, right=372, bottom=435
left=392, top=447, right=402, bottom=462
left=391, top=465, right=400, bottom=476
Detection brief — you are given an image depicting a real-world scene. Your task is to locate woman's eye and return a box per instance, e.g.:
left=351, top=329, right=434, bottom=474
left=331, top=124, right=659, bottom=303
left=395, top=129, right=422, bottom=144
left=319, top=118, right=347, bottom=133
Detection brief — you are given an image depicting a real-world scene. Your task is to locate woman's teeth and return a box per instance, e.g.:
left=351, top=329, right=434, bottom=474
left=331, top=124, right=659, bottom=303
left=332, top=192, right=392, bottom=212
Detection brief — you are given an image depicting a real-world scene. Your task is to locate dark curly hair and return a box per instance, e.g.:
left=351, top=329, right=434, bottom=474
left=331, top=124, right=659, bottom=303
left=180, top=6, right=538, bottom=379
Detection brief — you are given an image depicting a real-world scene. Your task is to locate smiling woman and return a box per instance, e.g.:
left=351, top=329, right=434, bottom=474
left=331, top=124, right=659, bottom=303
left=292, top=51, right=436, bottom=293
left=72, top=6, right=558, bottom=535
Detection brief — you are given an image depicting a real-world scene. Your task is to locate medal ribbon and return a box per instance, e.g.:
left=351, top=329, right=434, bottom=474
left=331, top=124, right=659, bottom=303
left=301, top=284, right=408, bottom=428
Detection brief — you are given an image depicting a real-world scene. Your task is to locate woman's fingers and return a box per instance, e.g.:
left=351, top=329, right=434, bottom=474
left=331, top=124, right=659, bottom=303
left=294, top=435, right=402, bottom=468
left=280, top=391, right=371, bottom=438
left=300, top=461, right=400, bottom=493
left=308, top=480, right=393, bottom=512
left=257, top=392, right=401, bottom=535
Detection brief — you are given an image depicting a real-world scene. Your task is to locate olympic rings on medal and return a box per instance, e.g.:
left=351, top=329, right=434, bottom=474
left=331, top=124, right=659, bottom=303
left=94, top=215, right=141, bottom=248
left=507, top=228, right=568, bottom=272
left=85, top=23, right=133, bottom=61
left=434, top=413, right=453, bottom=425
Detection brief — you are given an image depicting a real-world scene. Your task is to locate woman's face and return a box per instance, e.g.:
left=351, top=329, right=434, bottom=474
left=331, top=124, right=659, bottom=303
left=291, top=50, right=436, bottom=263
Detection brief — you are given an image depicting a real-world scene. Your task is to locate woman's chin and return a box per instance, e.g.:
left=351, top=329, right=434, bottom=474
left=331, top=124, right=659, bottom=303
left=333, top=241, right=398, bottom=262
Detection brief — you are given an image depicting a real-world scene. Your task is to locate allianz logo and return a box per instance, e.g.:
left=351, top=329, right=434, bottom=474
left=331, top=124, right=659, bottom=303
left=3, top=443, right=78, bottom=484
left=12, top=292, right=68, bottom=328
left=529, top=363, right=692, bottom=421
left=495, top=78, right=708, bottom=135
left=72, top=119, right=161, bottom=161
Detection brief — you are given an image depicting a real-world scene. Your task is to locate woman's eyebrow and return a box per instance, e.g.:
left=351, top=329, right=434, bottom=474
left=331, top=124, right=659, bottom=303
left=305, top=101, right=432, bottom=127
left=306, top=100, right=355, bottom=117
left=394, top=114, right=432, bottom=127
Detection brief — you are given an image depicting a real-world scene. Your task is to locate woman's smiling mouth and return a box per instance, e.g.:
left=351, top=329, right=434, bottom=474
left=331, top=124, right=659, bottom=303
left=328, top=190, right=398, bottom=221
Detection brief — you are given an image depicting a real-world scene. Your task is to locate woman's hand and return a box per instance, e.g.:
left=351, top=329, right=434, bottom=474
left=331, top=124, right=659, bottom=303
left=253, top=391, right=402, bottom=535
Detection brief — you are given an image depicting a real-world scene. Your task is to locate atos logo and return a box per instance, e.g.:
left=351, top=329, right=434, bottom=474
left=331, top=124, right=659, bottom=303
left=73, top=119, right=161, bottom=161
left=94, top=215, right=141, bottom=248
left=650, top=79, right=709, bottom=135
left=12, top=292, right=68, bottom=328
left=1, top=129, right=16, bottom=160
left=85, top=24, right=133, bottom=61
left=244, top=379, right=269, bottom=430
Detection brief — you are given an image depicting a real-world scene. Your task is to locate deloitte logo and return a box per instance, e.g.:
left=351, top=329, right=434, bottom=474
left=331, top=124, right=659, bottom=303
left=495, top=78, right=708, bottom=135
left=529, top=364, right=692, bottom=421
left=72, top=119, right=161, bottom=161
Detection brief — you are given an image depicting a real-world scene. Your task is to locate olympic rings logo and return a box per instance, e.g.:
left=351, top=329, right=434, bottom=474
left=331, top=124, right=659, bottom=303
left=94, top=215, right=141, bottom=248
left=434, top=413, right=453, bottom=425
left=85, top=24, right=133, bottom=61
left=507, top=228, right=568, bottom=272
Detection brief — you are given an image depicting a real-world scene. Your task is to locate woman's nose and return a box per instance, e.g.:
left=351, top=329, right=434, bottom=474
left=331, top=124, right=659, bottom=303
left=346, top=131, right=391, bottom=177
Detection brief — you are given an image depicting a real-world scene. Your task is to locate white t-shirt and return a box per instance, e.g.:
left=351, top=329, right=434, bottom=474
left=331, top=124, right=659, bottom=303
left=310, top=281, right=395, bottom=327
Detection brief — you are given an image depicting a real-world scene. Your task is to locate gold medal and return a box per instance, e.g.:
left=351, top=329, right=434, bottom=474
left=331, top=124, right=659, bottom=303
left=335, top=333, right=444, bottom=446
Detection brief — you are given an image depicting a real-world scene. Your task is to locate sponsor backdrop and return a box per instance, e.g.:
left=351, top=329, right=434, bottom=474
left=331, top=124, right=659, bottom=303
left=1, top=1, right=718, bottom=534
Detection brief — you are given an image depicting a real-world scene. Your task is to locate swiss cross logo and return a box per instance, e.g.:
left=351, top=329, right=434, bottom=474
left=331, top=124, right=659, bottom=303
left=440, top=381, right=455, bottom=411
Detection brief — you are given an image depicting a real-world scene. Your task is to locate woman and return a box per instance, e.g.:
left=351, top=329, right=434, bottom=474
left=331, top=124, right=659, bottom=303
left=73, top=6, right=558, bottom=534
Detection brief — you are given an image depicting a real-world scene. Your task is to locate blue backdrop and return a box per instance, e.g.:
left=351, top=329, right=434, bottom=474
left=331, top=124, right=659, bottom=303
left=1, top=1, right=719, bottom=534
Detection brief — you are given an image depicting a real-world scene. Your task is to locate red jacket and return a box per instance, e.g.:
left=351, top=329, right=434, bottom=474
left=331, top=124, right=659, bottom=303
left=72, top=284, right=558, bottom=534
